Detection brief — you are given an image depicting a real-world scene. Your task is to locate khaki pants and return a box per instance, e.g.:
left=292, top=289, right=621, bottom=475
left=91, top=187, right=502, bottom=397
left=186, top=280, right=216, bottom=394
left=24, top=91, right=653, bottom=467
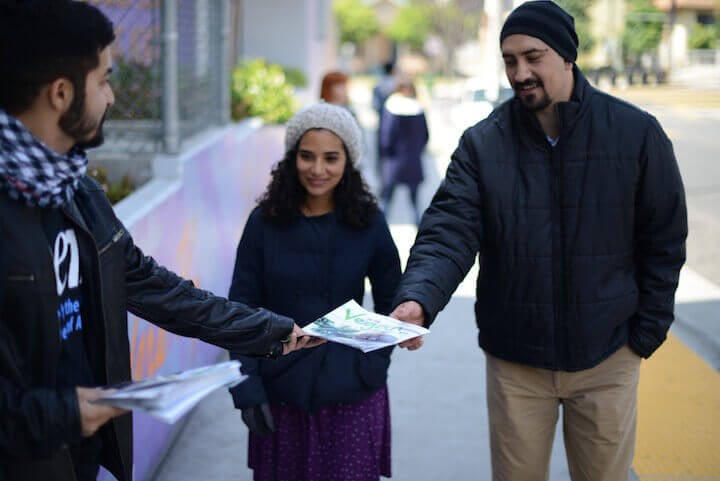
left=485, top=346, right=641, bottom=481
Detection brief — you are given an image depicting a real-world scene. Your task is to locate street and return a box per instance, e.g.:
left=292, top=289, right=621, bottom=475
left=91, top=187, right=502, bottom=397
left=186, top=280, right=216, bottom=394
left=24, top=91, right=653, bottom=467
left=650, top=106, right=720, bottom=285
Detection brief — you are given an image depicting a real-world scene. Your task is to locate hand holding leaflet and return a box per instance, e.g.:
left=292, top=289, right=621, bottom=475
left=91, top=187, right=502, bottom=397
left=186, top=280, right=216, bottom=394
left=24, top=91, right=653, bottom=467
left=391, top=300, right=426, bottom=350
left=90, top=360, right=246, bottom=424
left=302, top=299, right=430, bottom=353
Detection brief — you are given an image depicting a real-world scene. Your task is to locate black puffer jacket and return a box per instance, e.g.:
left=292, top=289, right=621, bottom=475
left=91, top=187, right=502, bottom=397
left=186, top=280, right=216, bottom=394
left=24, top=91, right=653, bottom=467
left=394, top=68, right=687, bottom=371
left=0, top=176, right=294, bottom=481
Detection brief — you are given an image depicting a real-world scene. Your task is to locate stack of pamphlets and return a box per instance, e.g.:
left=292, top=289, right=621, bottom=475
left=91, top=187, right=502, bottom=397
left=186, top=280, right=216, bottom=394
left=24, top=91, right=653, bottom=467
left=91, top=360, right=246, bottom=424
left=303, top=299, right=430, bottom=353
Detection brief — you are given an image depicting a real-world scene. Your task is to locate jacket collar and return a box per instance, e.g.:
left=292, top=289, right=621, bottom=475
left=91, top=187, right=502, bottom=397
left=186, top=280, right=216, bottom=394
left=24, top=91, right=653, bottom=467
left=512, top=65, right=593, bottom=146
left=61, top=194, right=89, bottom=232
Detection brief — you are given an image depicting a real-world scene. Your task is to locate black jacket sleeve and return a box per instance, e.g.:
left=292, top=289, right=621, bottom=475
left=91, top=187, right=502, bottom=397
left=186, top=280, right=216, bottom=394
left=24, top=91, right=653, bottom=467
left=393, top=132, right=483, bottom=324
left=629, top=116, right=688, bottom=358
left=0, top=380, right=82, bottom=459
left=121, top=213, right=293, bottom=359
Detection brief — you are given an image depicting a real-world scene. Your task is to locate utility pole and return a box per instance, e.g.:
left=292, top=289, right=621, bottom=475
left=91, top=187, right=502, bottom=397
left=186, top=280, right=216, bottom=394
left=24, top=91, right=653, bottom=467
left=607, top=0, right=623, bottom=71
left=668, top=0, right=677, bottom=74
left=484, top=0, right=502, bottom=100
left=161, top=0, right=179, bottom=155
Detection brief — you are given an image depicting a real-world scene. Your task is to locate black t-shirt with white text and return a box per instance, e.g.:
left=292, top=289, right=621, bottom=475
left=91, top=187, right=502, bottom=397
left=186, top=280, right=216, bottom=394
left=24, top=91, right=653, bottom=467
left=42, top=209, right=101, bottom=481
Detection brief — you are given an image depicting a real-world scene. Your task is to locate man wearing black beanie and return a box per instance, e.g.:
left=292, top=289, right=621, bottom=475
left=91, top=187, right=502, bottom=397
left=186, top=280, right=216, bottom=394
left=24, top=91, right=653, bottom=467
left=500, top=0, right=579, bottom=63
left=391, top=1, right=687, bottom=481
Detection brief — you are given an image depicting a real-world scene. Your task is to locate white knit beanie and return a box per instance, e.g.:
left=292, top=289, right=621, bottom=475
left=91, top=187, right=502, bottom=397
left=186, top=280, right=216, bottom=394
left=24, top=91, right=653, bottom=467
left=284, top=103, right=362, bottom=165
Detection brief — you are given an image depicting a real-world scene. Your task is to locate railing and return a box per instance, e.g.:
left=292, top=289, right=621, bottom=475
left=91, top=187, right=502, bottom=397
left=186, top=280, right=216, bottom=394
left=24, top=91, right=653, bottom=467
left=687, top=49, right=720, bottom=66
left=88, top=0, right=231, bottom=158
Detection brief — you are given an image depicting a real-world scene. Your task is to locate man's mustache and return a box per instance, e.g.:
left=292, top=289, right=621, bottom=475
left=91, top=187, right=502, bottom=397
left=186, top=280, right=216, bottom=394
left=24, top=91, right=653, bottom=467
left=514, top=79, right=543, bottom=90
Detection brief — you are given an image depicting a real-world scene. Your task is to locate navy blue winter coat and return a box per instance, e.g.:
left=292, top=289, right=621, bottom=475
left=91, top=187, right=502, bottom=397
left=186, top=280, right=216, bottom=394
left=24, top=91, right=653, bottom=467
left=229, top=208, right=401, bottom=411
left=393, top=68, right=687, bottom=371
left=379, top=93, right=429, bottom=190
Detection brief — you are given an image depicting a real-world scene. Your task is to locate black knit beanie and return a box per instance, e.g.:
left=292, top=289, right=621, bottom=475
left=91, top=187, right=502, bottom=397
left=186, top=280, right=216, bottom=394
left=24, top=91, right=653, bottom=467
left=500, top=0, right=579, bottom=63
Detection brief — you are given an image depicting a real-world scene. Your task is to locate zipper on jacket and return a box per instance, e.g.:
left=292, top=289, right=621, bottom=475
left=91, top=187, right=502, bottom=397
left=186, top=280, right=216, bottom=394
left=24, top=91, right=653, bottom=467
left=558, top=145, right=568, bottom=366
left=63, top=200, right=130, bottom=477
left=98, top=228, right=125, bottom=256
left=550, top=143, right=566, bottom=369
left=91, top=233, right=131, bottom=477
left=7, top=274, right=35, bottom=282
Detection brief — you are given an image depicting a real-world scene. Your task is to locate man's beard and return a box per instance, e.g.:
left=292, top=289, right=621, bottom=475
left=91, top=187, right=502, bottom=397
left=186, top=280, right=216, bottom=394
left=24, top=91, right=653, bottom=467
left=514, top=79, right=552, bottom=112
left=59, top=100, right=108, bottom=150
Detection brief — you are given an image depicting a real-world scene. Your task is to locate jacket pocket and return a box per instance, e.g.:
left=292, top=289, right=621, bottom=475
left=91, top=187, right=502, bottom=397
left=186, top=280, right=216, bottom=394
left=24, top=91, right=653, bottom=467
left=0, top=323, right=25, bottom=380
left=98, top=228, right=125, bottom=256
left=313, top=346, right=391, bottom=408
left=356, top=346, right=392, bottom=390
left=3, top=444, right=77, bottom=481
left=7, top=273, right=35, bottom=282
left=3, top=272, right=40, bottom=375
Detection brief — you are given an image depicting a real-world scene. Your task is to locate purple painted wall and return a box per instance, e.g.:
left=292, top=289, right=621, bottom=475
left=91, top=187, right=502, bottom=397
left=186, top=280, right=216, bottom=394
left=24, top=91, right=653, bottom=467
left=99, top=125, right=285, bottom=481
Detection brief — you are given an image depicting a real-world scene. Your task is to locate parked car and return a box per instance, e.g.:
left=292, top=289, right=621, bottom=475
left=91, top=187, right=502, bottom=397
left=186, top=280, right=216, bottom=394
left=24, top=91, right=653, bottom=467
left=496, top=86, right=515, bottom=105
left=451, top=77, right=513, bottom=129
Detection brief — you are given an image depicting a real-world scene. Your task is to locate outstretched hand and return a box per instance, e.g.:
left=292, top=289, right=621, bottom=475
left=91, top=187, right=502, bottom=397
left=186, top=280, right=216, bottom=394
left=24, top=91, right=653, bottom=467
left=282, top=324, right=326, bottom=355
left=76, top=387, right=128, bottom=437
left=390, top=301, right=426, bottom=350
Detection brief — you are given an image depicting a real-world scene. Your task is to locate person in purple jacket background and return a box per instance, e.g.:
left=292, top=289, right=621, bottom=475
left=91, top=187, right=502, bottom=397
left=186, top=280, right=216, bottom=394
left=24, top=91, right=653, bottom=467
left=378, top=76, right=429, bottom=226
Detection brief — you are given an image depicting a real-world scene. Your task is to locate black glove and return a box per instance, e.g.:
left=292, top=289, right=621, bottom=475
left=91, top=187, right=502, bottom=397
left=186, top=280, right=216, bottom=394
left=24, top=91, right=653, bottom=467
left=241, top=403, right=275, bottom=435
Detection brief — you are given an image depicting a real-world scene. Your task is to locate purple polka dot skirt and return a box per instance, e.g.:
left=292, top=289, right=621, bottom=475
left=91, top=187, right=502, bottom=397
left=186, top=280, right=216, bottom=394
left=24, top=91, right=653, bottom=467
left=247, top=386, right=392, bottom=481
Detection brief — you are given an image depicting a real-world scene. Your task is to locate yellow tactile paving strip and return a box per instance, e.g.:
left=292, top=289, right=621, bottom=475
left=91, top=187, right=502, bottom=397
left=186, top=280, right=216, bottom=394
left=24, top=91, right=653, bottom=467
left=605, top=86, right=720, bottom=110
left=634, top=333, right=720, bottom=479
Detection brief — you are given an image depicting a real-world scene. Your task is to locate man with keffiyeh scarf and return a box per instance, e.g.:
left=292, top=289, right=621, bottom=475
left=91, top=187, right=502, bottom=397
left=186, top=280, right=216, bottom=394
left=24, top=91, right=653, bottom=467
left=0, top=2, right=319, bottom=480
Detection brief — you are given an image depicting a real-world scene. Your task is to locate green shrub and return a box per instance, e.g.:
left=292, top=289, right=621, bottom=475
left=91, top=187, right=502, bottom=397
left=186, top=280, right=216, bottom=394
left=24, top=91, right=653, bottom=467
left=333, top=0, right=380, bottom=45
left=88, top=167, right=136, bottom=205
left=108, top=57, right=160, bottom=120
left=282, top=66, right=308, bottom=88
left=386, top=4, right=431, bottom=52
left=230, top=59, right=297, bottom=124
left=689, top=24, right=718, bottom=50
left=622, top=0, right=664, bottom=59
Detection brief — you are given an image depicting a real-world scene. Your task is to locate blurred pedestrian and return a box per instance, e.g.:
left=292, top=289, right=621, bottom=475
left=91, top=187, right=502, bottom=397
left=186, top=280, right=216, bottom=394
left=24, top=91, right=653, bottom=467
left=0, top=2, right=316, bottom=481
left=372, top=62, right=396, bottom=118
left=320, top=71, right=355, bottom=114
left=228, top=103, right=401, bottom=481
left=372, top=62, right=397, bottom=172
left=390, top=2, right=687, bottom=480
left=379, top=77, right=429, bottom=225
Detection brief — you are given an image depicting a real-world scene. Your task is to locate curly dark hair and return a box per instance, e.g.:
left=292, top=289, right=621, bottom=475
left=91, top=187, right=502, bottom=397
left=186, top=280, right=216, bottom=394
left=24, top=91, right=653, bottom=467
left=258, top=141, right=378, bottom=229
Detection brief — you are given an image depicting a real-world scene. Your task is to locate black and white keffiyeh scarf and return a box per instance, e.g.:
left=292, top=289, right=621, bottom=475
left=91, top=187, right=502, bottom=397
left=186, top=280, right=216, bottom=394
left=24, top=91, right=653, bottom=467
left=0, top=109, right=88, bottom=208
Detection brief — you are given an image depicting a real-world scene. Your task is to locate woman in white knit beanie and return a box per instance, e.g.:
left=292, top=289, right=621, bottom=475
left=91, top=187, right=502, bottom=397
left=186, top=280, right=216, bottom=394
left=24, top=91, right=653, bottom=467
left=227, top=103, right=401, bottom=481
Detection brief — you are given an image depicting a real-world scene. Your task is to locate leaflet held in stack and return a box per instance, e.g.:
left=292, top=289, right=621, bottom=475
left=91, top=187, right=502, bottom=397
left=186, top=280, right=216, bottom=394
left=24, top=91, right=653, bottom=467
left=91, top=360, right=246, bottom=423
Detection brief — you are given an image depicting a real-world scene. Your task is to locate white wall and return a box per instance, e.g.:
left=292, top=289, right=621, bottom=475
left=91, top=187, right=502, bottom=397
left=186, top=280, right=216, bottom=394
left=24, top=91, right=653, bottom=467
left=240, top=0, right=337, bottom=106
left=658, top=11, right=692, bottom=69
